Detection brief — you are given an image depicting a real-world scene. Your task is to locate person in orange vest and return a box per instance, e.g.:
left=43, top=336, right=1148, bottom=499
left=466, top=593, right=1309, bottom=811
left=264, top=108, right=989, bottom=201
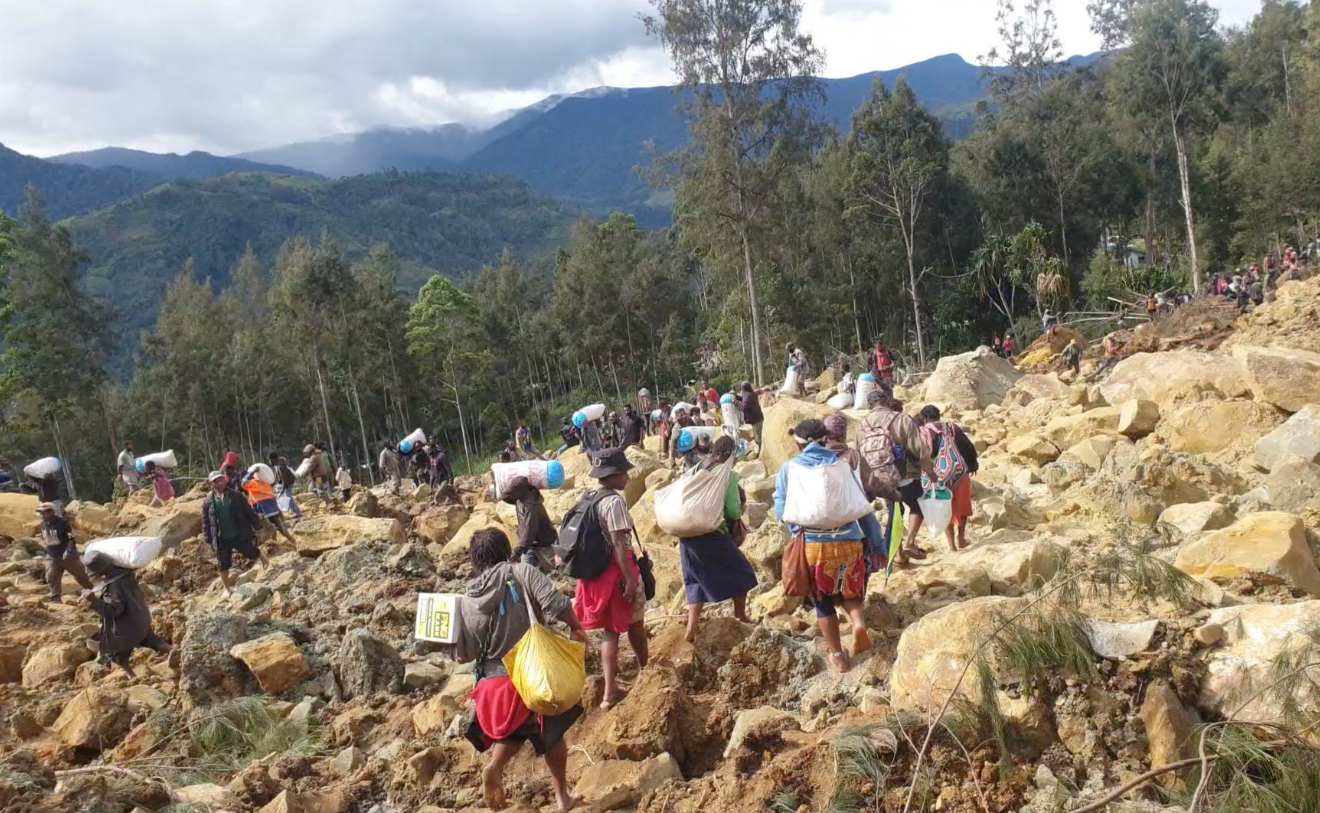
left=242, top=466, right=296, bottom=544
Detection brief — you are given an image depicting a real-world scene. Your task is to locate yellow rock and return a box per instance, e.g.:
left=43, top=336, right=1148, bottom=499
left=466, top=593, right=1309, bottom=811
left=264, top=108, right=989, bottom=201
left=229, top=633, right=311, bottom=693
left=1159, top=400, right=1284, bottom=455
left=1174, top=512, right=1320, bottom=595
left=0, top=492, right=39, bottom=538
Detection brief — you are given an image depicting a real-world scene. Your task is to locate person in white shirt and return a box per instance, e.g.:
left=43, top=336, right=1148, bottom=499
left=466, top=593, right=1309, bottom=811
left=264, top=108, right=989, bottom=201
left=335, top=463, right=353, bottom=502
left=117, top=442, right=140, bottom=493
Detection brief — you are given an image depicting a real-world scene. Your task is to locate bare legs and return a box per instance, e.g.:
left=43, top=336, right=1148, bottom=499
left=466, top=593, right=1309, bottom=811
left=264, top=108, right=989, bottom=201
left=817, top=598, right=869, bottom=673
left=601, top=622, right=650, bottom=706
left=481, top=739, right=581, bottom=812
left=684, top=595, right=753, bottom=643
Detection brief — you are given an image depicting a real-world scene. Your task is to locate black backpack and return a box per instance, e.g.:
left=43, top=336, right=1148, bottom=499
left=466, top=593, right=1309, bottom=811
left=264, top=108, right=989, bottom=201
left=554, top=490, right=614, bottom=580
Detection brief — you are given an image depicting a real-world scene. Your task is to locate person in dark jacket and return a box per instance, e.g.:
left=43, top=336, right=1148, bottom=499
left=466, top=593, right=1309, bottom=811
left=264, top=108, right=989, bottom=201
left=26, top=473, right=63, bottom=515
left=618, top=405, right=644, bottom=449
left=500, top=475, right=558, bottom=572
left=431, top=446, right=455, bottom=485
left=450, top=528, right=587, bottom=813
left=917, top=405, right=980, bottom=552
left=739, top=381, right=764, bottom=446
left=82, top=550, right=172, bottom=678
left=201, top=471, right=269, bottom=597
left=40, top=502, right=91, bottom=603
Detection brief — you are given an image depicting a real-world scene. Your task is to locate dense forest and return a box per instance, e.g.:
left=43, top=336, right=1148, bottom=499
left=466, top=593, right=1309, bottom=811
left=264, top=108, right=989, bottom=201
left=1, top=0, right=1317, bottom=500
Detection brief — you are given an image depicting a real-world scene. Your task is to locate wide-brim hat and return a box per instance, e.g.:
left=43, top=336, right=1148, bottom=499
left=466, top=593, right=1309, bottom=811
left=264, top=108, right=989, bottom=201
left=36, top=502, right=57, bottom=514
left=589, top=448, right=633, bottom=479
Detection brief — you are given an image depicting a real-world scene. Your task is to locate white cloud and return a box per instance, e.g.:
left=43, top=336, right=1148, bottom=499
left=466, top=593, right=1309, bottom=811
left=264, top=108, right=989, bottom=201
left=0, top=0, right=1265, bottom=157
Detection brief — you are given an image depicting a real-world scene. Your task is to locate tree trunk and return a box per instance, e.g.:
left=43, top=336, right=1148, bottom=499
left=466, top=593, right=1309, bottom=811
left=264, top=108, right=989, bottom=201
left=903, top=238, right=927, bottom=368
left=1172, top=125, right=1200, bottom=292
left=451, top=387, right=472, bottom=475
left=847, top=252, right=862, bottom=353
left=50, top=416, right=77, bottom=501
left=1145, top=146, right=1157, bottom=266
left=740, top=226, right=765, bottom=386
left=1057, top=191, right=1070, bottom=266
left=313, top=351, right=338, bottom=466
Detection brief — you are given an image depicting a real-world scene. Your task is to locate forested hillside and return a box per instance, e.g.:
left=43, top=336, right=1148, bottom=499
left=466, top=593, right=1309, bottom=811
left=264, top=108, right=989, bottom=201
left=50, top=146, right=319, bottom=180
left=0, top=143, right=162, bottom=219
left=65, top=170, right=575, bottom=346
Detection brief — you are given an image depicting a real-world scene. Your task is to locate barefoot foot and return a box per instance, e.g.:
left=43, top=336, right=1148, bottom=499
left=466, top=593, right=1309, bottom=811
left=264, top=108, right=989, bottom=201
left=481, top=763, right=507, bottom=811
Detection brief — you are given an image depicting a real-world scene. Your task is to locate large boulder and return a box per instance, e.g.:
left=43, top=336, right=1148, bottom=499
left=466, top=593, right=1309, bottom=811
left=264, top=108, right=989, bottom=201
left=1003, top=373, right=1071, bottom=406
left=64, top=501, right=119, bottom=538
left=1159, top=400, right=1285, bottom=456
left=1264, top=459, right=1320, bottom=513
left=1174, top=512, right=1320, bottom=596
left=1042, top=407, right=1121, bottom=450
left=1057, top=435, right=1119, bottom=472
left=53, top=687, right=132, bottom=750
left=761, top=397, right=836, bottom=475
left=115, top=500, right=204, bottom=547
left=622, top=447, right=665, bottom=507
left=1255, top=405, right=1320, bottom=472
left=1199, top=601, right=1320, bottom=724
left=924, top=346, right=1023, bottom=411
left=437, top=506, right=515, bottom=569
left=229, top=633, right=310, bottom=694
left=21, top=643, right=93, bottom=687
left=1139, top=684, right=1200, bottom=785
left=293, top=515, right=406, bottom=555
left=179, top=612, right=253, bottom=705
left=336, top=628, right=404, bottom=698
left=1098, top=350, right=1249, bottom=409
left=575, top=753, right=683, bottom=811
left=1006, top=434, right=1061, bottom=465
left=890, top=596, right=1024, bottom=712
left=0, top=492, right=39, bottom=539
left=742, top=521, right=790, bottom=582
left=412, top=504, right=470, bottom=546
left=1117, top=399, right=1161, bottom=438
left=1157, top=502, right=1236, bottom=542
left=1232, top=345, right=1320, bottom=413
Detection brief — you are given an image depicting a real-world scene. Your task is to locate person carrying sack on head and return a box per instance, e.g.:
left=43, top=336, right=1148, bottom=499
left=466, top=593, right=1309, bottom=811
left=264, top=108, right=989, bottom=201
left=82, top=550, right=172, bottom=679
left=40, top=501, right=91, bottom=603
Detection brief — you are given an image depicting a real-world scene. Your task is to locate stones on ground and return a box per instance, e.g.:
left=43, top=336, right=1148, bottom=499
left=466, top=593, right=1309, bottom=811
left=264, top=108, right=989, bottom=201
left=621, top=447, right=665, bottom=507
left=741, top=521, right=790, bottom=581
left=923, top=346, right=1023, bottom=410
left=403, top=661, right=448, bottom=690
left=1199, top=600, right=1320, bottom=724
left=21, top=643, right=93, bottom=687
left=1007, top=434, right=1060, bottom=464
left=760, top=397, right=858, bottom=475
left=1139, top=684, right=1200, bottom=788
left=1232, top=344, right=1320, bottom=413
left=1157, top=502, right=1236, bottom=542
left=53, top=687, right=131, bottom=750
left=179, top=612, right=252, bottom=704
left=1255, top=404, right=1320, bottom=472
left=1117, top=399, right=1160, bottom=438
left=1263, top=458, right=1320, bottom=513
left=1160, top=400, right=1285, bottom=455
left=293, top=515, right=406, bottom=555
left=0, top=645, right=25, bottom=684
left=336, top=627, right=404, bottom=698
left=1003, top=373, right=1071, bottom=406
left=412, top=503, right=470, bottom=545
left=1083, top=619, right=1159, bottom=660
left=438, top=506, right=513, bottom=569
left=174, top=783, right=242, bottom=808
left=1174, top=512, right=1320, bottom=596
left=229, top=632, right=311, bottom=694
left=258, top=789, right=349, bottom=813
left=1098, top=350, right=1249, bottom=409
left=116, top=500, right=204, bottom=547
left=1058, top=435, right=1118, bottom=471
left=723, top=707, right=800, bottom=758
left=574, top=752, right=683, bottom=810
left=0, top=493, right=41, bottom=539
left=890, top=596, right=1024, bottom=713
left=331, top=746, right=364, bottom=776
left=1042, top=407, right=1121, bottom=451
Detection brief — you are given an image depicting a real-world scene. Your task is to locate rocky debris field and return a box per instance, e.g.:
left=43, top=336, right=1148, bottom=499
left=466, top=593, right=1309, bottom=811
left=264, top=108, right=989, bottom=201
left=2, top=274, right=1320, bottom=813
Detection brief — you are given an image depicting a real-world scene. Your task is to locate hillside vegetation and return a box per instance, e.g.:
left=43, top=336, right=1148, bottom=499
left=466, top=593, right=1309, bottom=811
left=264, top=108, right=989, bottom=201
left=65, top=170, right=574, bottom=342
left=0, top=143, right=162, bottom=220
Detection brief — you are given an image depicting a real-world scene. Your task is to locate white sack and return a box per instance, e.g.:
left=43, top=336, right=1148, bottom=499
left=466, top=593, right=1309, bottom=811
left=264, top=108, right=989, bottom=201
left=781, top=458, right=873, bottom=529
left=84, top=536, right=162, bottom=570
left=24, top=457, right=61, bottom=479
left=654, top=456, right=734, bottom=537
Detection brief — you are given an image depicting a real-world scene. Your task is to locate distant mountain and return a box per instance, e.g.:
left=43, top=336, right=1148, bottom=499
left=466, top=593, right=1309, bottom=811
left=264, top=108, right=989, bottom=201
left=49, top=147, right=319, bottom=180
left=65, top=171, right=575, bottom=351
left=0, top=143, right=162, bottom=220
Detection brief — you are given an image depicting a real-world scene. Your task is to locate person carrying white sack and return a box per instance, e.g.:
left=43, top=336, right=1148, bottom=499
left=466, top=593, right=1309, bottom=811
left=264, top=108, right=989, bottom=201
left=774, top=419, right=885, bottom=674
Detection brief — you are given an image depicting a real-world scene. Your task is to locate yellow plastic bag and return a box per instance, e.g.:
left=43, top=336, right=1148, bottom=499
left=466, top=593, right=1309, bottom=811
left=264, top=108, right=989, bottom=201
left=502, top=582, right=586, bottom=716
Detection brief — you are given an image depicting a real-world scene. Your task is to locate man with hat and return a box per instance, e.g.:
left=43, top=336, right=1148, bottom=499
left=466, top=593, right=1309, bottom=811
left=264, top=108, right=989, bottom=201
left=202, top=471, right=269, bottom=598
left=574, top=448, right=649, bottom=709
left=40, top=501, right=91, bottom=603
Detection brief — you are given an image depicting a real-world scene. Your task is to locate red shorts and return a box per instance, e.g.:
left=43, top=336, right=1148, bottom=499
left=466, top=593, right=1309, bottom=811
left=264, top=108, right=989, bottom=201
left=573, top=559, right=644, bottom=633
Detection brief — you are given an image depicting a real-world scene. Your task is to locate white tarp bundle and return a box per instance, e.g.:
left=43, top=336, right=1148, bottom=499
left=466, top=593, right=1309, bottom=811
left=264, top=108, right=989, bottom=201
left=84, top=536, right=163, bottom=570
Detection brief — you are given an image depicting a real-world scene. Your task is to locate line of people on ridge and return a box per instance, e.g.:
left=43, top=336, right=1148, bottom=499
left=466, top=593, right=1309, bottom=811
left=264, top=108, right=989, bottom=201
left=451, top=376, right=978, bottom=810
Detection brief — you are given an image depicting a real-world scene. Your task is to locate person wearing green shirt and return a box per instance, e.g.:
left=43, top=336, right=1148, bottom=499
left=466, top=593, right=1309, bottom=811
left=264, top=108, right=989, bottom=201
left=201, top=471, right=268, bottom=598
left=677, top=435, right=756, bottom=643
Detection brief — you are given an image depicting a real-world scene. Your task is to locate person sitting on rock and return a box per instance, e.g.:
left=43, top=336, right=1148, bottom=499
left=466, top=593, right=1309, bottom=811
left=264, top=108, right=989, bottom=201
left=82, top=549, right=172, bottom=679
left=202, top=470, right=270, bottom=598
left=450, top=528, right=587, bottom=812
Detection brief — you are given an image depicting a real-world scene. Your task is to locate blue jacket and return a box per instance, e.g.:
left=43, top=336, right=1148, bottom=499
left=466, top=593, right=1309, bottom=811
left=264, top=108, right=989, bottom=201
left=774, top=442, right=885, bottom=554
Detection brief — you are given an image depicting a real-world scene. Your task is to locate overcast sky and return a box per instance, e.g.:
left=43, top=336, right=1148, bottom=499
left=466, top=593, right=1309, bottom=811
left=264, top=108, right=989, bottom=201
left=2, top=0, right=1262, bottom=158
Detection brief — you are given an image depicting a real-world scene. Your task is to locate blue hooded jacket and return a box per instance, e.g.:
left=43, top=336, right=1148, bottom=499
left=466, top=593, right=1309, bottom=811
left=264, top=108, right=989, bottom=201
left=774, top=442, right=884, bottom=554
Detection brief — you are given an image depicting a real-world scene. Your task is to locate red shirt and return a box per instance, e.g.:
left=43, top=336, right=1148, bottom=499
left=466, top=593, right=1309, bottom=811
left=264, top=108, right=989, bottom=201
left=702, top=387, right=719, bottom=405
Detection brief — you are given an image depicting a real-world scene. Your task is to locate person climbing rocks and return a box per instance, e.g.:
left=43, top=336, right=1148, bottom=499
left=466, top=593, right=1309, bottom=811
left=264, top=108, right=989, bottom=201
left=916, top=405, right=979, bottom=553
left=449, top=528, right=587, bottom=813
left=40, top=501, right=91, bottom=603
left=857, top=385, right=933, bottom=567
left=202, top=471, right=269, bottom=598
left=501, top=475, right=559, bottom=572
left=82, top=550, right=172, bottom=679
left=678, top=436, right=755, bottom=643
left=1062, top=338, right=1083, bottom=376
